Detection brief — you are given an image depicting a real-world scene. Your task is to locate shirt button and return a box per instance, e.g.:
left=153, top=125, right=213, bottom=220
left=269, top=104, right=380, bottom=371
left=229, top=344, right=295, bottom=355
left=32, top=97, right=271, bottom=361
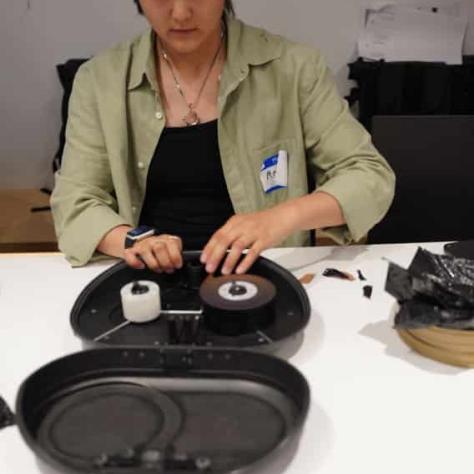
left=155, top=111, right=163, bottom=120
left=137, top=162, right=145, bottom=169
left=132, top=206, right=137, bottom=213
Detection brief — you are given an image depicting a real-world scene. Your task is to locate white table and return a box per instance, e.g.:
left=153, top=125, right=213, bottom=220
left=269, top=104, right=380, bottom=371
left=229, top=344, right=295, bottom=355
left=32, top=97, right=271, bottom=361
left=1, top=242, right=472, bottom=474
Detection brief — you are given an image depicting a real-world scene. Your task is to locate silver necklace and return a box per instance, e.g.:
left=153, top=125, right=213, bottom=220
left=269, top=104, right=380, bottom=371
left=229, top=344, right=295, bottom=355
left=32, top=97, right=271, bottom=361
left=160, top=34, right=223, bottom=126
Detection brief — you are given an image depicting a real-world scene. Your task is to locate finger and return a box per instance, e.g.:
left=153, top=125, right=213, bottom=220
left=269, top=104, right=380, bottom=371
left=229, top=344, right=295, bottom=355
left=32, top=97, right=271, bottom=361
left=139, top=247, right=162, bottom=272
left=162, top=235, right=183, bottom=269
left=235, top=245, right=263, bottom=274
left=221, top=237, right=252, bottom=275
left=150, top=240, right=175, bottom=273
left=203, top=228, right=237, bottom=274
left=200, top=231, right=221, bottom=264
left=124, top=249, right=145, bottom=270
left=201, top=217, right=238, bottom=264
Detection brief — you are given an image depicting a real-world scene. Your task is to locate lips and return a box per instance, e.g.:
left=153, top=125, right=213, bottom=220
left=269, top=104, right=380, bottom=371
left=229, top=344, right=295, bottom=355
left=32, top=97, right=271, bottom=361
left=170, top=29, right=197, bottom=34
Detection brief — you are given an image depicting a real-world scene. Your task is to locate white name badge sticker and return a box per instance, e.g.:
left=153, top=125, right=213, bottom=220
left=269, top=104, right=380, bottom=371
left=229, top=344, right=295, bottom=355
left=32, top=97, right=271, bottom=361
left=259, top=150, right=288, bottom=194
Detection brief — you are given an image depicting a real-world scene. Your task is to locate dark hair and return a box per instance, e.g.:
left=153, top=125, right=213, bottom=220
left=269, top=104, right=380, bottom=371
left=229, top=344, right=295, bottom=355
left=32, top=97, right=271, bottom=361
left=133, top=0, right=235, bottom=17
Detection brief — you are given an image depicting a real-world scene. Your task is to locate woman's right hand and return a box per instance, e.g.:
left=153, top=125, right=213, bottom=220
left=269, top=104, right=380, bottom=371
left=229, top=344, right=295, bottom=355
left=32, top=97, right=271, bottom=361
left=124, top=234, right=183, bottom=273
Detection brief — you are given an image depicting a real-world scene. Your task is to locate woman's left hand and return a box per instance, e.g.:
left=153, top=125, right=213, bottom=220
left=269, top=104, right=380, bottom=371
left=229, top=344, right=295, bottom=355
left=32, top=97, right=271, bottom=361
left=200, top=207, right=296, bottom=275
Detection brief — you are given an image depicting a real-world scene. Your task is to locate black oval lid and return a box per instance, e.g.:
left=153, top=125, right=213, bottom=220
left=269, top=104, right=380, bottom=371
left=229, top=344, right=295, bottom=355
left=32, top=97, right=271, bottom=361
left=16, top=347, right=310, bottom=474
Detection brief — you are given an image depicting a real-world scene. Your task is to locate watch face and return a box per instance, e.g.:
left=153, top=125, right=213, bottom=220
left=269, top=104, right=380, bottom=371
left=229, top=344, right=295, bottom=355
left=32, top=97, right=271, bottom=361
left=128, top=225, right=154, bottom=238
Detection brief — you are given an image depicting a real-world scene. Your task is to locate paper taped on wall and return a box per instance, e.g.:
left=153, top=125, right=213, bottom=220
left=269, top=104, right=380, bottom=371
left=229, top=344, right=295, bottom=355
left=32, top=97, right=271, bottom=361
left=358, top=3, right=467, bottom=64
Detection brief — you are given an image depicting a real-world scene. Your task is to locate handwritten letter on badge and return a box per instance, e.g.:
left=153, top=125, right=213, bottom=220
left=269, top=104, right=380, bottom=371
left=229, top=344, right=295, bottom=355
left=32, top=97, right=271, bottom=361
left=259, top=150, right=288, bottom=194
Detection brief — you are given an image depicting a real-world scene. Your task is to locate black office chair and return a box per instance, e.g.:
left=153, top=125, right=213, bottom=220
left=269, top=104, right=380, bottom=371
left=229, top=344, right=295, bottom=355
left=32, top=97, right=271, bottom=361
left=369, top=115, right=474, bottom=244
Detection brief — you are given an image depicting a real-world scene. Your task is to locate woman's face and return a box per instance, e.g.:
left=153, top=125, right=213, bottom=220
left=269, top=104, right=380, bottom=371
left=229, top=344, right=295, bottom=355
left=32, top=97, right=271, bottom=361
left=139, top=0, right=225, bottom=55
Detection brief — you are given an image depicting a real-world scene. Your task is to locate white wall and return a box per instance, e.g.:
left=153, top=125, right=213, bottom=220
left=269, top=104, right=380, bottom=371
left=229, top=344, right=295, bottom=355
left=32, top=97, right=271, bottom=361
left=1, top=0, right=473, bottom=188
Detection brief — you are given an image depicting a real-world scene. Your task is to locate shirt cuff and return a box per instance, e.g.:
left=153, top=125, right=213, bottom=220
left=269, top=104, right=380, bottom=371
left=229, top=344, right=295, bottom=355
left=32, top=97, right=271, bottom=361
left=316, top=174, right=392, bottom=244
left=58, top=207, right=130, bottom=267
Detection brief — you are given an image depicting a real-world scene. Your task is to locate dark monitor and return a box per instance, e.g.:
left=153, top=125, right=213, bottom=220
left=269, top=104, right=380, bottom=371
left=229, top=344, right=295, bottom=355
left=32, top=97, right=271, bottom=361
left=369, top=115, right=474, bottom=244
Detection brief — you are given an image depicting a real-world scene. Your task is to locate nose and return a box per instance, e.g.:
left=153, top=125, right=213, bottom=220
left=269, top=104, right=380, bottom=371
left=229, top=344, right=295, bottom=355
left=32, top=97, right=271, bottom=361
left=170, top=0, right=193, bottom=24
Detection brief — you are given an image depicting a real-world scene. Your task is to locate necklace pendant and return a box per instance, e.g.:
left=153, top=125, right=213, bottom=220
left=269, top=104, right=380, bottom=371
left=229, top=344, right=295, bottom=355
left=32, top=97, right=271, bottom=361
left=183, top=109, right=200, bottom=127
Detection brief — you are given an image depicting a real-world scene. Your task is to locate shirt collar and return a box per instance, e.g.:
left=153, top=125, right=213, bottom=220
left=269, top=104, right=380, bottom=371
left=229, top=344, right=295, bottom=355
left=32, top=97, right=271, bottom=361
left=127, top=29, right=157, bottom=91
left=225, top=17, right=282, bottom=72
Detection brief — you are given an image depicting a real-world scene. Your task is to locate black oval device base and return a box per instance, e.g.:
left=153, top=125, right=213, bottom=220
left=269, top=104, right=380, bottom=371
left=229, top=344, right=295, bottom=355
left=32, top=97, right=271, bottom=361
left=71, top=252, right=310, bottom=355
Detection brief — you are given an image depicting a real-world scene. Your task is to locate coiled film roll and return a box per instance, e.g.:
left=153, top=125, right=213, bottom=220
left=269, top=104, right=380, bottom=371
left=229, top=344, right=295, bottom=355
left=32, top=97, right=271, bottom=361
left=199, top=274, right=276, bottom=336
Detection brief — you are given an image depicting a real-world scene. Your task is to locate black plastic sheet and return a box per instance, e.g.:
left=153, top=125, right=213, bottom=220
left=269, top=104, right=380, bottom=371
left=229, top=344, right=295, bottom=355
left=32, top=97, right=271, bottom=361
left=385, top=248, right=474, bottom=329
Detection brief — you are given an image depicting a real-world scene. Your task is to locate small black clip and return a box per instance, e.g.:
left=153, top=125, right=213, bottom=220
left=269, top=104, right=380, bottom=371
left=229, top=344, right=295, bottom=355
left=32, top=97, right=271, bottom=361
left=363, top=285, right=373, bottom=299
left=357, top=270, right=367, bottom=281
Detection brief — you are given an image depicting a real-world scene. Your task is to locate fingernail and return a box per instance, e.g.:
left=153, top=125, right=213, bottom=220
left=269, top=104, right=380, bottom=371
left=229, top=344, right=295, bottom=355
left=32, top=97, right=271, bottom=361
left=236, top=266, right=244, bottom=274
left=222, top=266, right=229, bottom=275
left=200, top=254, right=206, bottom=263
left=206, top=263, right=215, bottom=273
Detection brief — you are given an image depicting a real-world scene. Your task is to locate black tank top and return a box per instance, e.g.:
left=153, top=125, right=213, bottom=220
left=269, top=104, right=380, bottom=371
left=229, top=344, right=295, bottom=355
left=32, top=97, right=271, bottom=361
left=139, top=119, right=234, bottom=250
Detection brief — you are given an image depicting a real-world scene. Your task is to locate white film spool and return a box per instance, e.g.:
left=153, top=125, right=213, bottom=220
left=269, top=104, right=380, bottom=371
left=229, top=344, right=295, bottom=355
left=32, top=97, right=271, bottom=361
left=120, top=280, right=161, bottom=323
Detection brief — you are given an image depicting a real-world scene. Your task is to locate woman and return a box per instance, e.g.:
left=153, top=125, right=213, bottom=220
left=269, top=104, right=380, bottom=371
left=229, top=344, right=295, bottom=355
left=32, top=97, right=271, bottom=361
left=51, top=0, right=395, bottom=275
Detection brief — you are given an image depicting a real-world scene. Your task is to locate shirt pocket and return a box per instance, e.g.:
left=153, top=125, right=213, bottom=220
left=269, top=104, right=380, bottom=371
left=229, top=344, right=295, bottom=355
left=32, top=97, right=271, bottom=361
left=252, top=138, right=297, bottom=209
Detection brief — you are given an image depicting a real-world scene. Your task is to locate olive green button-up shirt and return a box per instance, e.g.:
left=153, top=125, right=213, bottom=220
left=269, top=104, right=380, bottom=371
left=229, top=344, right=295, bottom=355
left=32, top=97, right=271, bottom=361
left=51, top=18, right=395, bottom=267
